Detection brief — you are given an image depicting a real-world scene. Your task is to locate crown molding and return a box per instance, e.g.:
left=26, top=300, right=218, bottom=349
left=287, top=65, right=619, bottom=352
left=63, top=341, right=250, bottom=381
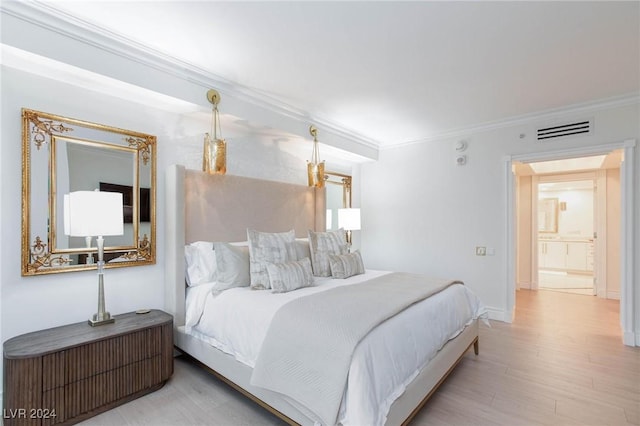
left=383, top=93, right=640, bottom=150
left=1, top=1, right=379, bottom=153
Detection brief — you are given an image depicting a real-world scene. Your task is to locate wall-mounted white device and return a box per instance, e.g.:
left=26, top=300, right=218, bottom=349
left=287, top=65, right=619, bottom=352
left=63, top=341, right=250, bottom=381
left=455, top=140, right=468, bottom=152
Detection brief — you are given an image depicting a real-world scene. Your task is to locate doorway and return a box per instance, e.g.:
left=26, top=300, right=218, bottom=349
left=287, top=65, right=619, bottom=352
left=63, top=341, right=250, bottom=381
left=507, top=140, right=636, bottom=346
left=537, top=177, right=596, bottom=296
left=516, top=155, right=620, bottom=298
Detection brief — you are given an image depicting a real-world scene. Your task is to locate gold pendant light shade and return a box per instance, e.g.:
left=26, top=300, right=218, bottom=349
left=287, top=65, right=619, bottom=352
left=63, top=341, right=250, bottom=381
left=203, top=133, right=227, bottom=175
left=203, top=89, right=227, bottom=175
left=307, top=161, right=325, bottom=188
left=307, top=125, right=325, bottom=188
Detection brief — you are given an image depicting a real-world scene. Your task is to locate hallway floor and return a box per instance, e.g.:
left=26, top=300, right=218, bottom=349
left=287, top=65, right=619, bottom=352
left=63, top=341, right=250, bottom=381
left=413, top=288, right=638, bottom=425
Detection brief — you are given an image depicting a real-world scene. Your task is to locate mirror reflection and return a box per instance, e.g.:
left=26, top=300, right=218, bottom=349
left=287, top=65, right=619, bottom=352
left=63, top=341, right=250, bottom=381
left=538, top=197, right=559, bottom=234
left=325, top=171, right=352, bottom=230
left=22, top=109, right=156, bottom=276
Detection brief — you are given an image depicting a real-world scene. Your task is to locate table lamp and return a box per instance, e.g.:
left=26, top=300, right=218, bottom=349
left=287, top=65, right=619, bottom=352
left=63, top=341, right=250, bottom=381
left=64, top=190, right=124, bottom=326
left=338, top=208, right=361, bottom=248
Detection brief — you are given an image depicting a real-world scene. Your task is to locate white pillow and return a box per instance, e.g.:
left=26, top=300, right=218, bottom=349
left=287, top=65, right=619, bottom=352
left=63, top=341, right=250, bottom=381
left=329, top=250, right=365, bottom=279
left=267, top=257, right=314, bottom=293
left=308, top=229, right=348, bottom=277
left=247, top=229, right=297, bottom=290
left=184, top=241, right=217, bottom=286
left=185, top=282, right=217, bottom=328
left=213, top=242, right=251, bottom=291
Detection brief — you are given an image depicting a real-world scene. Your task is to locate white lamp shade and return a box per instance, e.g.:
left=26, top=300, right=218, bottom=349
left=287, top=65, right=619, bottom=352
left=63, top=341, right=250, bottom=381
left=64, top=191, right=124, bottom=237
left=338, top=208, right=361, bottom=231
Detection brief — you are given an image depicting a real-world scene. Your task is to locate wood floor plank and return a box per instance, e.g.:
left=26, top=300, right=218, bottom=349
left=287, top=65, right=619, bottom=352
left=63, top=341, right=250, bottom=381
left=555, top=396, right=629, bottom=425
left=80, top=289, right=639, bottom=425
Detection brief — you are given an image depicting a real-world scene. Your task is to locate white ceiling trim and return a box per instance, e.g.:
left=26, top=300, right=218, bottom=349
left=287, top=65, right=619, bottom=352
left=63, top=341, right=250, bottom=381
left=383, top=92, right=639, bottom=150
left=1, top=0, right=379, bottom=153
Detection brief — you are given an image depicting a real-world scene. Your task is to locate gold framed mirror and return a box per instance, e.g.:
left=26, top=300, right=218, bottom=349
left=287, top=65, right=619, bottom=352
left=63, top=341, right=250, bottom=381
left=21, top=109, right=156, bottom=276
left=325, top=171, right=352, bottom=230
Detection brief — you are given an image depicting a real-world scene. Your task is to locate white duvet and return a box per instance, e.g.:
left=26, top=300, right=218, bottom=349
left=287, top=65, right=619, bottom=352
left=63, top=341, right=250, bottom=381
left=186, top=270, right=486, bottom=426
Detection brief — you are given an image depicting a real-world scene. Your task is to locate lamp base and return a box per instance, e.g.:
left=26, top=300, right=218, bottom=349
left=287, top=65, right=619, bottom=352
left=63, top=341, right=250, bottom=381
left=88, top=312, right=115, bottom=327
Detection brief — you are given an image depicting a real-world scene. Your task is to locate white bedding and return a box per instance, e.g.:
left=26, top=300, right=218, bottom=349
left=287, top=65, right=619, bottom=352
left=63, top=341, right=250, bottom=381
left=186, top=270, right=486, bottom=426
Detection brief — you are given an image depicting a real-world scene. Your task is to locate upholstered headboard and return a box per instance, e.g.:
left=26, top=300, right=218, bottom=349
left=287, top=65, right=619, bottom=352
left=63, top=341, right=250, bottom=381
left=164, top=164, right=326, bottom=327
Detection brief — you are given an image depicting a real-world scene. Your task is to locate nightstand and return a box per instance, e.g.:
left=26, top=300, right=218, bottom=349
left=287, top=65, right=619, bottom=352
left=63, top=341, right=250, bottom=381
left=3, top=310, right=173, bottom=425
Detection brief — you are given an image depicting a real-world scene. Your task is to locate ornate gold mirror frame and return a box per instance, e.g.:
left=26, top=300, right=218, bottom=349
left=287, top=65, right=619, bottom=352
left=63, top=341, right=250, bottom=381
left=21, top=109, right=156, bottom=276
left=325, top=171, right=352, bottom=230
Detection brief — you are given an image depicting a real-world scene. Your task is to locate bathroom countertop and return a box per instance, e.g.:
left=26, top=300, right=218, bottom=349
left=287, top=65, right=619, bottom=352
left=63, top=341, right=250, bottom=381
left=539, top=237, right=594, bottom=243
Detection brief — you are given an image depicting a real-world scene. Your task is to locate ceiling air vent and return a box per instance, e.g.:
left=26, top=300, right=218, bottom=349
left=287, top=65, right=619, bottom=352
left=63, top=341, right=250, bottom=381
left=536, top=120, right=592, bottom=141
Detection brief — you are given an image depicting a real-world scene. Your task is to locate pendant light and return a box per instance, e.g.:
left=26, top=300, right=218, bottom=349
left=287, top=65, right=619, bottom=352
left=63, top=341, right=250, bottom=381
left=202, top=89, right=227, bottom=175
left=307, top=125, right=325, bottom=188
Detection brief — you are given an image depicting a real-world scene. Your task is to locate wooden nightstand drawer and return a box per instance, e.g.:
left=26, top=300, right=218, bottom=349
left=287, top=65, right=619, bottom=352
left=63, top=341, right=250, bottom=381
left=40, top=355, right=163, bottom=425
left=41, top=328, right=163, bottom=391
left=3, top=310, right=173, bottom=425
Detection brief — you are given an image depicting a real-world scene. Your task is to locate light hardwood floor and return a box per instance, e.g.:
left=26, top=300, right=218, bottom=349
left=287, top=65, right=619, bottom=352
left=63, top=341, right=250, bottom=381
left=82, top=290, right=639, bottom=425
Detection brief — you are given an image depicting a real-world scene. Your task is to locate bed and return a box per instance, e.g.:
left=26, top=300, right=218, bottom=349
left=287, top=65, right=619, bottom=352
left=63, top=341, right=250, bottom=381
left=164, top=165, right=485, bottom=426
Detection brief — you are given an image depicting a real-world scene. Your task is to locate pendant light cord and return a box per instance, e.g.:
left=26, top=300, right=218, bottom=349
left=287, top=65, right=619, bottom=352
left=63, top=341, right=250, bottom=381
left=210, top=105, right=223, bottom=140
left=310, top=126, right=319, bottom=163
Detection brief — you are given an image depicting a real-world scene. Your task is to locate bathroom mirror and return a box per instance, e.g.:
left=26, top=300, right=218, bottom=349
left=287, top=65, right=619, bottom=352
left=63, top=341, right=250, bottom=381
left=21, top=109, right=156, bottom=276
left=325, top=171, right=352, bottom=230
left=538, top=197, right=559, bottom=234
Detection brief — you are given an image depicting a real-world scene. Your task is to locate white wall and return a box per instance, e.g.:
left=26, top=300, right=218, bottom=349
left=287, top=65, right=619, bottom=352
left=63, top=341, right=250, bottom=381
left=539, top=186, right=594, bottom=238
left=0, top=10, right=371, bottom=402
left=360, top=103, right=639, bottom=323
left=0, top=65, right=356, bottom=395
left=516, top=175, right=532, bottom=289
left=607, top=169, right=621, bottom=297
left=0, top=68, right=155, bottom=336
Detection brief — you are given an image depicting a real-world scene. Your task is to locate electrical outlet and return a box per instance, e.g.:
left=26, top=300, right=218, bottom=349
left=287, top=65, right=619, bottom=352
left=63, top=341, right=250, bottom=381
left=475, top=246, right=486, bottom=256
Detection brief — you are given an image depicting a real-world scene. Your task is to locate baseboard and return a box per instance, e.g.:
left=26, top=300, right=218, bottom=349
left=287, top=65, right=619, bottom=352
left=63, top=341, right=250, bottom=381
left=485, top=306, right=511, bottom=323
left=622, top=331, right=637, bottom=347
left=517, top=281, right=532, bottom=290
left=606, top=291, right=620, bottom=300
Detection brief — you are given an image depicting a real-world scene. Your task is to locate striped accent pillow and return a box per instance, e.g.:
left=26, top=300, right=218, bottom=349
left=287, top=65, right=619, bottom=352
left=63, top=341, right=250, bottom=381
left=308, top=229, right=348, bottom=277
left=266, top=257, right=314, bottom=293
left=247, top=229, right=297, bottom=290
left=329, top=250, right=365, bottom=279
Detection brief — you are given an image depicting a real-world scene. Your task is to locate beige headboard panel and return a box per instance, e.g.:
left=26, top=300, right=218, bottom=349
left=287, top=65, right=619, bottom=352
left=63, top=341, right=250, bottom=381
left=165, top=164, right=326, bottom=327
left=185, top=169, right=325, bottom=243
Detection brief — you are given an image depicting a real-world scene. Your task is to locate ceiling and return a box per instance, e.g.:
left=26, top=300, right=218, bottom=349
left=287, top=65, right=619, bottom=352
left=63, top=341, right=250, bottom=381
left=6, top=1, right=640, bottom=148
left=538, top=180, right=594, bottom=192
left=528, top=155, right=606, bottom=174
left=513, top=150, right=623, bottom=176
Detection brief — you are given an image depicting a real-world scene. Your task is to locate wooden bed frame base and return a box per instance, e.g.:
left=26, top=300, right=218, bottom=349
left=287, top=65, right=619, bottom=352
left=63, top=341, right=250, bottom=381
left=164, top=165, right=480, bottom=425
